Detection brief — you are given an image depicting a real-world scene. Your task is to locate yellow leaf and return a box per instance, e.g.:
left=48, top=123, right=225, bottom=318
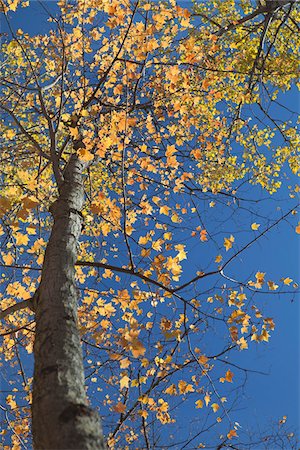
left=101, top=222, right=110, bottom=236
left=237, top=337, right=248, bottom=350
left=152, top=240, right=162, bottom=251
left=171, top=213, right=181, bottom=223
left=195, top=399, right=203, bottom=409
left=120, top=358, right=131, bottom=369
left=69, top=127, right=79, bottom=138
left=78, top=148, right=94, bottom=162
left=260, top=329, right=270, bottom=342
left=254, top=271, right=265, bottom=288
left=4, top=129, right=16, bottom=139
left=6, top=395, right=17, bottom=410
left=282, top=277, right=293, bottom=285
left=165, top=384, right=177, bottom=395
left=166, top=145, right=176, bottom=157
left=267, top=280, right=279, bottom=291
left=175, top=244, right=187, bottom=261
left=15, top=233, right=29, bottom=246
left=139, top=235, right=149, bottom=245
left=295, top=222, right=300, bottom=234
left=159, top=205, right=170, bottom=216
left=138, top=409, right=148, bottom=419
left=251, top=223, right=260, bottom=230
left=215, top=254, right=222, bottom=263
left=224, top=235, right=234, bottom=251
left=120, top=375, right=130, bottom=389
left=178, top=380, right=194, bottom=394
left=2, top=254, right=14, bottom=265
left=211, top=403, right=219, bottom=413
left=204, top=393, right=210, bottom=406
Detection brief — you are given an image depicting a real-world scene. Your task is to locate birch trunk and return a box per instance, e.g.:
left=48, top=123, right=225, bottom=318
left=32, top=155, right=105, bottom=449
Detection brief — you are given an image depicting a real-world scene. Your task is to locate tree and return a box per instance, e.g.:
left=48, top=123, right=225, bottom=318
left=0, top=0, right=299, bottom=448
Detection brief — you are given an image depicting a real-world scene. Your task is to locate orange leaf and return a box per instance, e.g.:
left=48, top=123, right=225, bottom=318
left=227, top=429, right=238, bottom=440
left=113, top=402, right=126, bottom=413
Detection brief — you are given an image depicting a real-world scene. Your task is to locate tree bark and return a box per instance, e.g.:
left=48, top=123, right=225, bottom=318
left=32, top=155, right=106, bottom=449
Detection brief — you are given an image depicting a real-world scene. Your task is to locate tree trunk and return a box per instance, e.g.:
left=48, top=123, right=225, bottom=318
left=32, top=155, right=106, bottom=449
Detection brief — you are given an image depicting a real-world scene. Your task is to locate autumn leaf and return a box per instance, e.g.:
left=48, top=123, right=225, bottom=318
left=254, top=271, right=265, bottom=289
left=267, top=280, right=279, bottom=291
left=120, top=375, right=130, bottom=390
left=195, top=399, right=203, bottom=409
left=204, top=393, right=210, bottom=406
left=175, top=244, right=187, bottom=261
left=251, top=223, right=260, bottom=230
left=78, top=148, right=94, bottom=162
left=200, top=229, right=208, bottom=242
left=113, top=402, right=126, bottom=414
left=215, top=254, right=222, bottom=263
left=224, top=235, right=234, bottom=251
left=131, top=340, right=146, bottom=358
left=282, top=277, right=293, bottom=285
left=165, top=384, right=177, bottom=395
left=178, top=380, right=194, bottom=394
left=2, top=253, right=14, bottom=265
left=227, top=429, right=238, bottom=440
left=220, top=369, right=234, bottom=383
left=15, top=233, right=29, bottom=246
left=237, top=337, right=248, bottom=350
left=120, top=358, right=131, bottom=369
left=159, top=205, right=170, bottom=216
left=211, top=403, right=219, bottom=413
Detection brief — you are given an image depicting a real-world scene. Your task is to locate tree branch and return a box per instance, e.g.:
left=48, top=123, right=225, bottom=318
left=0, top=298, right=34, bottom=320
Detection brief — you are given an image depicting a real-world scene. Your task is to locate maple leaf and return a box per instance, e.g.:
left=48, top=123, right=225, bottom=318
left=227, top=429, right=238, bottom=440
left=254, top=272, right=265, bottom=288
left=211, top=403, right=219, bottom=413
left=138, top=409, right=148, bottom=419
left=200, top=229, right=208, bottom=242
left=15, top=233, right=29, bottom=246
left=204, top=393, right=210, bottom=406
left=195, top=399, right=203, bottom=409
left=152, top=240, right=162, bottom=252
left=282, top=277, right=293, bottom=285
left=78, top=149, right=94, bottom=162
left=225, top=369, right=234, bottom=383
left=2, top=253, right=14, bottom=265
left=159, top=205, right=170, bottom=216
left=178, top=380, right=194, bottom=394
left=224, top=235, right=234, bottom=251
left=215, top=254, right=222, bottom=263
left=120, top=358, right=131, bottom=369
left=113, top=402, right=126, bottom=414
left=237, top=337, right=248, bottom=350
left=175, top=244, right=187, bottom=261
left=130, top=340, right=146, bottom=358
left=165, top=384, right=177, bottom=395
left=166, top=145, right=177, bottom=157
left=267, top=280, right=279, bottom=291
left=120, top=375, right=130, bottom=390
